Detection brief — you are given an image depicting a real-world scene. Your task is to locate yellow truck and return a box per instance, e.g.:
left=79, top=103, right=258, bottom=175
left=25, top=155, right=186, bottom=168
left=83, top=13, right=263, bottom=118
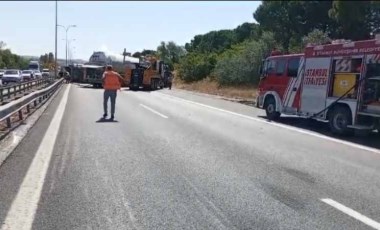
left=125, top=56, right=171, bottom=91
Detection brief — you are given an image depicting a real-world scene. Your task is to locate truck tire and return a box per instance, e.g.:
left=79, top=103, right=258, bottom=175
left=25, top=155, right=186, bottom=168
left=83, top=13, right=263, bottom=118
left=328, top=106, right=353, bottom=136
left=264, top=97, right=280, bottom=120
left=150, top=80, right=155, bottom=90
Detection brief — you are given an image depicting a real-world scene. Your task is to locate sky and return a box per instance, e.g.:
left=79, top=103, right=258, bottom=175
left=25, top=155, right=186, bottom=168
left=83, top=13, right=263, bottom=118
left=0, top=1, right=261, bottom=61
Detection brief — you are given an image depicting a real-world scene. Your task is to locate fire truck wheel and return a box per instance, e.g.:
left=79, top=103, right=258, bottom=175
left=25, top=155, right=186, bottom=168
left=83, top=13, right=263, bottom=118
left=265, top=97, right=280, bottom=120
left=329, top=106, right=352, bottom=136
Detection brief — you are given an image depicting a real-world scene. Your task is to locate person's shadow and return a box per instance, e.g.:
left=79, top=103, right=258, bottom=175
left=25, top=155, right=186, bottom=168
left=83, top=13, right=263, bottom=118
left=96, top=118, right=119, bottom=123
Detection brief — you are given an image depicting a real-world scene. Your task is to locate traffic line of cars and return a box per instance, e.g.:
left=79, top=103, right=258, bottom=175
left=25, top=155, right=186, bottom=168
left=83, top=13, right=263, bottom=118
left=0, top=68, right=50, bottom=87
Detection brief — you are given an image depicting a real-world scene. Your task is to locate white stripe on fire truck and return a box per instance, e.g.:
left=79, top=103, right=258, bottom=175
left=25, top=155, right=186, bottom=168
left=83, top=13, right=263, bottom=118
left=367, top=54, right=380, bottom=64
left=286, top=57, right=305, bottom=108
left=335, top=59, right=351, bottom=72
left=283, top=77, right=296, bottom=105
left=282, top=77, right=296, bottom=104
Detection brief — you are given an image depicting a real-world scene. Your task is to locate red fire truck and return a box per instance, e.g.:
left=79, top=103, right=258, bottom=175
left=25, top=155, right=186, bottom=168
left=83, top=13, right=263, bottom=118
left=257, top=36, right=380, bottom=135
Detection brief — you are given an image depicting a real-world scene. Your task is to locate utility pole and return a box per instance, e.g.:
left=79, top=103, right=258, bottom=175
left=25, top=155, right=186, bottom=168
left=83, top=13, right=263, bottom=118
left=123, top=48, right=127, bottom=64
left=57, top=24, right=76, bottom=67
left=54, top=0, right=58, bottom=78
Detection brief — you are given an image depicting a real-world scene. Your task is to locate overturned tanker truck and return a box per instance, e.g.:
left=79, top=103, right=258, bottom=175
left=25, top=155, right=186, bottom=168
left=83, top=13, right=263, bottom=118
left=84, top=51, right=139, bottom=88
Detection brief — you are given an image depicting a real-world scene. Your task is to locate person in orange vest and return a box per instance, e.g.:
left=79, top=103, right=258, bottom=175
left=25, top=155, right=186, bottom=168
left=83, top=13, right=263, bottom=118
left=102, top=65, right=124, bottom=120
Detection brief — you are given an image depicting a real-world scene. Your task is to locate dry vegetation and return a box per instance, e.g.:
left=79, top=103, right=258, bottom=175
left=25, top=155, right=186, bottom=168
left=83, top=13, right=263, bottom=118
left=173, top=76, right=257, bottom=102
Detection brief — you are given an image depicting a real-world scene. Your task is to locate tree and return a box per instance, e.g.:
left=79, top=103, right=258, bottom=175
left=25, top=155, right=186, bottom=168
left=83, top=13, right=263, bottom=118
left=177, top=52, right=217, bottom=82
left=234, top=22, right=260, bottom=43
left=369, top=1, right=380, bottom=35
left=39, top=53, right=48, bottom=64
left=253, top=1, right=336, bottom=51
left=48, top=52, right=54, bottom=63
left=184, top=30, right=237, bottom=54
left=157, top=41, right=169, bottom=61
left=157, top=41, right=186, bottom=69
left=302, top=29, right=331, bottom=46
left=329, top=1, right=372, bottom=40
left=214, top=32, right=279, bottom=85
left=141, top=49, right=156, bottom=56
left=132, top=52, right=142, bottom=58
left=0, top=44, right=29, bottom=69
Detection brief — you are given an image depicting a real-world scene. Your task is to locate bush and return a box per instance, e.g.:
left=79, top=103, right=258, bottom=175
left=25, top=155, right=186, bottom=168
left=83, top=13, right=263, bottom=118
left=302, top=29, right=332, bottom=46
left=214, top=32, right=279, bottom=85
left=177, top=52, right=217, bottom=83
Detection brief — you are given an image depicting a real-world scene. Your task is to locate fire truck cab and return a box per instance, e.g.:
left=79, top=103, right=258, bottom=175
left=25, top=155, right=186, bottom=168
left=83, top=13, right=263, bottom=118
left=257, top=36, right=380, bottom=135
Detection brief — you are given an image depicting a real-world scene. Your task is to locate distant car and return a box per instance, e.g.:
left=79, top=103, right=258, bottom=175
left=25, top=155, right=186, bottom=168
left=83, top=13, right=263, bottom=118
left=21, top=70, right=34, bottom=81
left=2, top=69, right=23, bottom=84
left=42, top=69, right=50, bottom=78
left=33, top=70, right=42, bottom=79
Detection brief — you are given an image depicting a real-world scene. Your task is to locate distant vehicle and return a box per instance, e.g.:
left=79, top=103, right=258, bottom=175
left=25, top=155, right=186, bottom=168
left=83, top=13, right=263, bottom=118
left=0, top=69, right=5, bottom=78
left=33, top=70, right=43, bottom=79
left=21, top=70, right=34, bottom=81
left=2, top=69, right=23, bottom=84
left=28, top=61, right=41, bottom=71
left=42, top=69, right=50, bottom=78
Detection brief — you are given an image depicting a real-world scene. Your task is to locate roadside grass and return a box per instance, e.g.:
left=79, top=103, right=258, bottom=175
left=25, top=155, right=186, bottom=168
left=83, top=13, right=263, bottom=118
left=173, top=77, right=257, bottom=103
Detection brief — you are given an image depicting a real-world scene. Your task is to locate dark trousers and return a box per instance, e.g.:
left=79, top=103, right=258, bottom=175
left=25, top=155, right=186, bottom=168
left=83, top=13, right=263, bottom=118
left=103, top=90, right=117, bottom=115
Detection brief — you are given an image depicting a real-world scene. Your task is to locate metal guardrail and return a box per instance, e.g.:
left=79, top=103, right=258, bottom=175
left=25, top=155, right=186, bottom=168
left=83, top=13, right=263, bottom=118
left=0, top=78, right=63, bottom=131
left=0, top=78, right=55, bottom=104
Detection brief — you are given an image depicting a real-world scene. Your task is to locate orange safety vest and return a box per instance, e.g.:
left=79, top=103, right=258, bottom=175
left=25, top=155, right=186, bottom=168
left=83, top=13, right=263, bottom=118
left=103, top=71, right=121, bottom=90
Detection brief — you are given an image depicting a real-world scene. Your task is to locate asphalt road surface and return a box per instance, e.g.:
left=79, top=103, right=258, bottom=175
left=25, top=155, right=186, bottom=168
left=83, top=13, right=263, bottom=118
left=1, top=83, right=380, bottom=230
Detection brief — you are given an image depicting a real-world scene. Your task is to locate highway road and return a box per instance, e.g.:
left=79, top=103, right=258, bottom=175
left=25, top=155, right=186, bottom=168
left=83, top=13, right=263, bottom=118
left=1, top=83, right=380, bottom=230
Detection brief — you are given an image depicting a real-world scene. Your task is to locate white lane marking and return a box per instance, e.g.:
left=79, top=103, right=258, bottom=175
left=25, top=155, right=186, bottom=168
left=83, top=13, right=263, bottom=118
left=154, top=92, right=380, bottom=154
left=321, top=198, right=380, bottom=230
left=1, top=85, right=71, bottom=230
left=139, top=104, right=168, bottom=119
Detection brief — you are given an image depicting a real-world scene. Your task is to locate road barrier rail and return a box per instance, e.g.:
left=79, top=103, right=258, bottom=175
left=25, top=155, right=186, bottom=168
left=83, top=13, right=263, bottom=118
left=0, top=78, right=63, bottom=134
left=0, top=78, right=56, bottom=104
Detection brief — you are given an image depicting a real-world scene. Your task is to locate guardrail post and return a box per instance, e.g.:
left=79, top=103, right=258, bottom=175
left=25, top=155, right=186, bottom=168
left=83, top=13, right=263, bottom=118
left=6, top=117, right=11, bottom=128
left=18, top=110, right=23, bottom=121
left=7, top=88, right=11, bottom=99
left=26, top=104, right=30, bottom=113
left=34, top=100, right=37, bottom=107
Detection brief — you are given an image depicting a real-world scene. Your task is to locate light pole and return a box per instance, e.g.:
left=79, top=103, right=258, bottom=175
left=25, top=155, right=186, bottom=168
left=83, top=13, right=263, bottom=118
left=62, top=38, right=75, bottom=65
left=68, top=40, right=75, bottom=65
left=70, top=47, right=76, bottom=64
left=54, top=0, right=58, bottom=78
left=57, top=24, right=76, bottom=66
